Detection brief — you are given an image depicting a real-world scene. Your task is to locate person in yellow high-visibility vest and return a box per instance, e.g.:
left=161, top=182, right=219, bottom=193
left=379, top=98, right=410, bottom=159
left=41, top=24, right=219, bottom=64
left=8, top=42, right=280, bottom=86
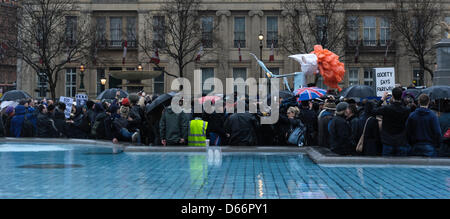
left=188, top=116, right=208, bottom=147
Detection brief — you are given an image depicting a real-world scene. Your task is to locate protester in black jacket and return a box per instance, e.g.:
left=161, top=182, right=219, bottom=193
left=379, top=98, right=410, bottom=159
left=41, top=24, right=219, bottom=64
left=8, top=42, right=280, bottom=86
left=0, top=111, right=5, bottom=137
left=359, top=101, right=382, bottom=156
left=374, top=88, right=411, bottom=156
left=224, top=107, right=259, bottom=146
left=67, top=106, right=89, bottom=139
left=329, top=102, right=354, bottom=155
left=36, top=105, right=58, bottom=138
left=299, top=101, right=318, bottom=146
left=53, top=103, right=69, bottom=137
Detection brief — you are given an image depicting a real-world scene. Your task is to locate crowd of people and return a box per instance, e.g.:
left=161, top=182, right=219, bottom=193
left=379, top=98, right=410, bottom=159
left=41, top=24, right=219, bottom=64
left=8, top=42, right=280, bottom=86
left=0, top=87, right=449, bottom=157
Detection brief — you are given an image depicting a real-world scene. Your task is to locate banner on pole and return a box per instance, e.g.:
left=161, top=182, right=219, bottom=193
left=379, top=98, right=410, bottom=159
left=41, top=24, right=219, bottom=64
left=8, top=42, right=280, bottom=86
left=375, top=67, right=395, bottom=97
left=59, top=96, right=73, bottom=119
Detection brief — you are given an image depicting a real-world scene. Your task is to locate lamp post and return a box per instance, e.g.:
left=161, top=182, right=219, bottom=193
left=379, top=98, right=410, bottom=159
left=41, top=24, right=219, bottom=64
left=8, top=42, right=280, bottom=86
left=258, top=32, right=264, bottom=79
left=79, top=63, right=85, bottom=90
left=138, top=63, right=143, bottom=71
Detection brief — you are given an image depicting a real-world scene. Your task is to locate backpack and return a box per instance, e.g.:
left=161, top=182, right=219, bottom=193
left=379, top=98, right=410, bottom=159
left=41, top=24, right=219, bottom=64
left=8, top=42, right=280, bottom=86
left=21, top=113, right=35, bottom=137
left=288, top=122, right=306, bottom=147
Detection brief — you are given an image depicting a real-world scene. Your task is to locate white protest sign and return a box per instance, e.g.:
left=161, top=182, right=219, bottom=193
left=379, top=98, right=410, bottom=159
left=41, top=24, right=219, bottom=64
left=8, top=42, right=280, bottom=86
left=59, top=96, right=73, bottom=119
left=375, top=67, right=395, bottom=97
left=76, top=94, right=88, bottom=106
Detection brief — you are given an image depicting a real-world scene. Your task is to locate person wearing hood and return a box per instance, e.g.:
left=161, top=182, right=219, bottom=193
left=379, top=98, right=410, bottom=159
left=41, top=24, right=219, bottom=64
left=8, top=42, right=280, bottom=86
left=224, top=104, right=259, bottom=146
left=159, top=104, right=189, bottom=146
left=298, top=100, right=318, bottom=146
left=359, top=101, right=382, bottom=156
left=36, top=104, right=58, bottom=138
left=10, top=104, right=35, bottom=137
left=112, top=105, right=141, bottom=144
left=328, top=102, right=354, bottom=155
left=346, top=104, right=360, bottom=148
left=90, top=102, right=107, bottom=139
left=67, top=105, right=89, bottom=139
left=406, top=94, right=442, bottom=157
left=104, top=104, right=120, bottom=140
left=86, top=100, right=96, bottom=125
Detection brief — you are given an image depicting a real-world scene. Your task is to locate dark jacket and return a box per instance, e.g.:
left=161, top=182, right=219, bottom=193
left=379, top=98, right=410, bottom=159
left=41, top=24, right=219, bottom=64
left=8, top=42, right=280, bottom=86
left=329, top=113, right=354, bottom=155
left=10, top=105, right=33, bottom=137
left=318, top=110, right=334, bottom=148
left=361, top=116, right=382, bottom=156
left=406, top=107, right=442, bottom=147
left=299, top=108, right=318, bottom=146
left=224, top=112, right=259, bottom=146
left=347, top=114, right=360, bottom=148
left=36, top=112, right=58, bottom=138
left=159, top=107, right=189, bottom=144
left=202, top=112, right=226, bottom=138
left=53, top=110, right=69, bottom=137
left=0, top=114, right=4, bottom=137
left=112, top=116, right=129, bottom=140
left=374, top=102, right=410, bottom=146
left=128, top=105, right=143, bottom=132
left=68, top=106, right=89, bottom=139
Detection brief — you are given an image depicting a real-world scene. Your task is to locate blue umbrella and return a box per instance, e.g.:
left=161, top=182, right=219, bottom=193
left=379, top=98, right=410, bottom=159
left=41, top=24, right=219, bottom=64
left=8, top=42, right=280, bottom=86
left=294, top=87, right=327, bottom=101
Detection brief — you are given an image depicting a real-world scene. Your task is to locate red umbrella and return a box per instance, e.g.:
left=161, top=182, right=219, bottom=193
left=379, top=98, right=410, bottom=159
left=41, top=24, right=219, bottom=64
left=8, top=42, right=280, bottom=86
left=198, top=96, right=221, bottom=104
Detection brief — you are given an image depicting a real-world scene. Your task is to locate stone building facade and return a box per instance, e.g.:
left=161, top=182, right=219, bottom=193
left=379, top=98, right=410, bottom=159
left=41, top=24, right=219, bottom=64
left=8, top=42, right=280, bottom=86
left=0, top=0, right=18, bottom=96
left=17, top=0, right=450, bottom=99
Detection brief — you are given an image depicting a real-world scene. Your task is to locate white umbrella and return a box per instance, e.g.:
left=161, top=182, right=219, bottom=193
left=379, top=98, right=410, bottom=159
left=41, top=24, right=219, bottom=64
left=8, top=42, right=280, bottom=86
left=0, top=101, right=18, bottom=111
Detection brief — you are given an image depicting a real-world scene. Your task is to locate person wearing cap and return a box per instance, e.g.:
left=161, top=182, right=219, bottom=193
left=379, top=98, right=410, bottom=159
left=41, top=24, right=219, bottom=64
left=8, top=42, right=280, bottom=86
left=328, top=102, right=354, bottom=155
left=318, top=100, right=336, bottom=148
left=112, top=105, right=141, bottom=144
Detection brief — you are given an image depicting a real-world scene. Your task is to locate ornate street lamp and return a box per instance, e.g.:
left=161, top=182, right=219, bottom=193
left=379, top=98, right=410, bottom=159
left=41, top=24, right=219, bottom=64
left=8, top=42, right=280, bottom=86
left=100, top=78, right=107, bottom=86
left=258, top=32, right=264, bottom=79
left=137, top=63, right=143, bottom=71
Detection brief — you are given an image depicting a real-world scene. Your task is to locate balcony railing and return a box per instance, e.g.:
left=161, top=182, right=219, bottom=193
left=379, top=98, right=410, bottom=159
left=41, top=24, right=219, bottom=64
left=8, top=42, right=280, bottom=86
left=346, top=39, right=395, bottom=52
left=96, top=40, right=138, bottom=49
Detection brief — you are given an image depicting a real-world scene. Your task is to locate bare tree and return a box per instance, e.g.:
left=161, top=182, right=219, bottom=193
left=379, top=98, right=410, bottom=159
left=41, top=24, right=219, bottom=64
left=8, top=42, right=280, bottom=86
left=280, top=0, right=346, bottom=84
left=138, top=0, right=219, bottom=78
left=280, top=0, right=346, bottom=55
left=391, top=0, right=441, bottom=80
left=5, top=0, right=92, bottom=100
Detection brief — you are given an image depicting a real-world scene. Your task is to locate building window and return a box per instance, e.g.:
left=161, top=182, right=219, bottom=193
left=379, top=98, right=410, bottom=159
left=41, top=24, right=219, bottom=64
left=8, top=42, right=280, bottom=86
left=97, top=68, right=105, bottom=95
left=65, top=68, right=77, bottom=97
left=380, top=17, right=391, bottom=46
left=110, top=17, right=122, bottom=47
left=267, top=16, right=278, bottom=47
left=349, top=68, right=359, bottom=86
left=65, top=16, right=77, bottom=47
left=154, top=67, right=165, bottom=95
left=153, top=16, right=165, bottom=48
left=364, top=68, right=375, bottom=86
left=127, top=17, right=137, bottom=48
left=201, top=68, right=215, bottom=94
left=445, top=17, right=450, bottom=38
left=233, top=67, right=247, bottom=94
left=96, top=17, right=106, bottom=47
left=363, top=16, right=376, bottom=46
left=201, top=16, right=213, bottom=48
left=316, top=16, right=328, bottom=44
left=234, top=17, right=246, bottom=48
left=37, top=70, right=48, bottom=98
left=347, top=16, right=359, bottom=45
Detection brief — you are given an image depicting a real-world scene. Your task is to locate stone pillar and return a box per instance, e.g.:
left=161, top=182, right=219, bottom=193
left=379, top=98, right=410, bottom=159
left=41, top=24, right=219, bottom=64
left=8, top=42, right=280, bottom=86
left=216, top=10, right=231, bottom=80
left=434, top=38, right=450, bottom=86
left=249, top=10, right=264, bottom=79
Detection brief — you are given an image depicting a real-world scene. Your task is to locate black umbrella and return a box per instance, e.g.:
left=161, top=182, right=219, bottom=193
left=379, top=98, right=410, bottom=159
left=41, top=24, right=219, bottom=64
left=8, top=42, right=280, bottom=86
left=419, top=86, right=450, bottom=100
left=402, top=88, right=422, bottom=99
left=339, top=85, right=376, bottom=99
left=145, top=92, right=177, bottom=114
left=278, top=90, right=295, bottom=99
left=0, top=90, right=32, bottom=101
left=96, top=88, right=128, bottom=100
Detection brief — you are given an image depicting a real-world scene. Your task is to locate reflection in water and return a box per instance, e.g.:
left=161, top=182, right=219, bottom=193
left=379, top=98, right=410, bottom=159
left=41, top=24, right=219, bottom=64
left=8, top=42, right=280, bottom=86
left=207, top=147, right=222, bottom=167
left=189, top=155, right=207, bottom=186
left=257, top=174, right=264, bottom=198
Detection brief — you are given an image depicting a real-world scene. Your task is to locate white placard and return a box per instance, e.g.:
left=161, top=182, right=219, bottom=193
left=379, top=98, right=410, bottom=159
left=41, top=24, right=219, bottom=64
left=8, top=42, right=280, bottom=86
left=59, top=96, right=73, bottom=119
left=375, top=67, right=395, bottom=97
left=76, top=94, right=88, bottom=106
